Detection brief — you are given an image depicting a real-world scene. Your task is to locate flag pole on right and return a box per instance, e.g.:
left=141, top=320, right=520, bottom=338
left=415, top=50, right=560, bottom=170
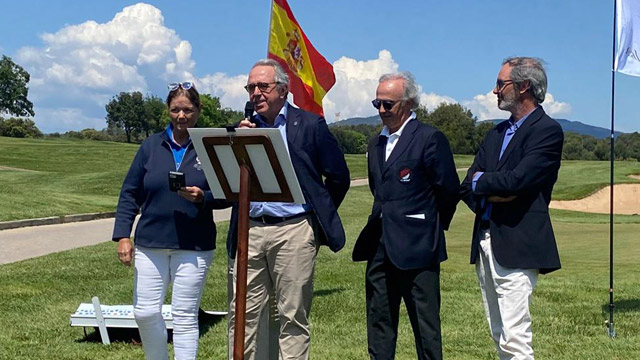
left=610, top=0, right=640, bottom=338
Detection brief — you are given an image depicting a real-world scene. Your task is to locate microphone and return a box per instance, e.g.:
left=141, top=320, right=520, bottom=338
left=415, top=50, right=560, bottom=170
left=244, top=101, right=256, bottom=126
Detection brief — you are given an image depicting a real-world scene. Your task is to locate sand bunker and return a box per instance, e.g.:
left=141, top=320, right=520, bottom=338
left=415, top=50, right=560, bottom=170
left=550, top=177, right=640, bottom=215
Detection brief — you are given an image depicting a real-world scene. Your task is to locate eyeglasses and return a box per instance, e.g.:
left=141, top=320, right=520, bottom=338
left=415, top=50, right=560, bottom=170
left=371, top=99, right=398, bottom=111
left=168, top=82, right=195, bottom=91
left=495, top=79, right=514, bottom=91
left=244, top=82, right=279, bottom=94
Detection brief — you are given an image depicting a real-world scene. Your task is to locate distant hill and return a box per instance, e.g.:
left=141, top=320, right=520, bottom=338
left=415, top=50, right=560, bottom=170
left=480, top=119, right=623, bottom=139
left=329, top=115, right=379, bottom=127
left=331, top=115, right=623, bottom=139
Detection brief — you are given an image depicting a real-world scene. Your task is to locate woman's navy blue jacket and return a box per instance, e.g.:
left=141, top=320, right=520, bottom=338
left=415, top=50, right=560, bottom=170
left=112, top=131, right=227, bottom=250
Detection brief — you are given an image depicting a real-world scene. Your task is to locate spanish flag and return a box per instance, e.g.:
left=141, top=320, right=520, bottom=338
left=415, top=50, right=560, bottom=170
left=268, top=0, right=335, bottom=116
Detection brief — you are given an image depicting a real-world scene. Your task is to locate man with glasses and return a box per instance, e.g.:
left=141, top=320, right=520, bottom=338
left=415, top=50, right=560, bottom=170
left=227, top=58, right=350, bottom=360
left=460, top=57, right=563, bottom=359
left=353, top=72, right=459, bottom=359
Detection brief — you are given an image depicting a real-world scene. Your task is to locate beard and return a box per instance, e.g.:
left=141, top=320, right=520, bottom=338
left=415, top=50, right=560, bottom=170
left=497, top=91, right=519, bottom=113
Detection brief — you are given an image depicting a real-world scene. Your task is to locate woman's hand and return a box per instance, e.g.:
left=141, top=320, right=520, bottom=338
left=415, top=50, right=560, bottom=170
left=178, top=186, right=204, bottom=203
left=117, top=238, right=134, bottom=266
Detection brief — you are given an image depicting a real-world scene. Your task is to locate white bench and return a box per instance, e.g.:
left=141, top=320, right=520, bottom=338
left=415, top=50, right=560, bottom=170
left=70, top=297, right=226, bottom=344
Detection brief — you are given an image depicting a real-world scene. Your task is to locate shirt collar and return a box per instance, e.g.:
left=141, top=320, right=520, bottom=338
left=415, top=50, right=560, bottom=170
left=380, top=111, right=417, bottom=138
left=165, top=123, right=191, bottom=148
left=255, top=101, right=288, bottom=128
left=511, top=106, right=538, bottom=130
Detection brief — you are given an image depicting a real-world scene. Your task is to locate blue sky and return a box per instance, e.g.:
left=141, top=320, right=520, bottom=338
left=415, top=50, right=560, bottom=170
left=1, top=0, right=638, bottom=133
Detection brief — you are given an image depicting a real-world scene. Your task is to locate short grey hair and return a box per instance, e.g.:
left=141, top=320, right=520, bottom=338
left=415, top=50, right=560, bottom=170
left=503, top=57, right=547, bottom=104
left=252, top=58, right=290, bottom=90
left=378, top=71, right=420, bottom=109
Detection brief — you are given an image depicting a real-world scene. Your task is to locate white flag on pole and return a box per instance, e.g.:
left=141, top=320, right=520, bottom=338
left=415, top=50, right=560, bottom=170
left=615, top=0, right=640, bottom=76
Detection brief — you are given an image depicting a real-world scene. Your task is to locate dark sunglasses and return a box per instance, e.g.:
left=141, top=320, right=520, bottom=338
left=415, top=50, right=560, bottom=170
left=371, top=99, right=398, bottom=111
left=244, top=82, right=279, bottom=94
left=495, top=79, right=515, bottom=90
left=168, top=82, right=194, bottom=91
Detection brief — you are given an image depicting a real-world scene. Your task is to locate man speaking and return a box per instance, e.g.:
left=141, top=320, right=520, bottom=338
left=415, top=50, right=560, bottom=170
left=227, top=58, right=350, bottom=360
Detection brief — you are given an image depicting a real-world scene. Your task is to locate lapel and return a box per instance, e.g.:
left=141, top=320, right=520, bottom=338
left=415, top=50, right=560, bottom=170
left=375, top=135, right=386, bottom=177
left=382, top=119, right=418, bottom=175
left=496, top=106, right=544, bottom=170
left=487, top=124, right=506, bottom=171
left=285, top=104, right=302, bottom=145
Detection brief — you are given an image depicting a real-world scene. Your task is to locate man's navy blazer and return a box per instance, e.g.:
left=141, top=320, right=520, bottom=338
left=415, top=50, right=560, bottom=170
left=227, top=105, right=350, bottom=258
left=352, top=119, right=460, bottom=270
left=460, top=106, right=563, bottom=274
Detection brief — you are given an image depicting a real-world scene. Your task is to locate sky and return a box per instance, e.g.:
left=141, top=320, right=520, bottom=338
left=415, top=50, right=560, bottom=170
left=1, top=0, right=639, bottom=134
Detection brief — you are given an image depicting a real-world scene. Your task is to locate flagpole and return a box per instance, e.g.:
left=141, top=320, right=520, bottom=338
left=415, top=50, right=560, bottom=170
left=267, top=0, right=274, bottom=55
left=607, top=0, right=617, bottom=339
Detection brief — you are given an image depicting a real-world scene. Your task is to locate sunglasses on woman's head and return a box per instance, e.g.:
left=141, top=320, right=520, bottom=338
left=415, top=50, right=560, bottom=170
left=168, top=82, right=195, bottom=91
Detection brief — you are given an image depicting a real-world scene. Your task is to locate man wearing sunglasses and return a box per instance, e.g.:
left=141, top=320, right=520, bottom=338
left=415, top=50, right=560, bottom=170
left=227, top=58, right=350, bottom=360
left=353, top=72, right=459, bottom=360
left=460, top=57, right=563, bottom=359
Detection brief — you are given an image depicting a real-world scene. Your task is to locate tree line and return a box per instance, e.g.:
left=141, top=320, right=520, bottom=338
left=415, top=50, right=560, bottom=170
left=104, top=91, right=242, bottom=143
left=329, top=102, right=640, bottom=162
left=1, top=54, right=638, bottom=160
left=330, top=103, right=495, bottom=155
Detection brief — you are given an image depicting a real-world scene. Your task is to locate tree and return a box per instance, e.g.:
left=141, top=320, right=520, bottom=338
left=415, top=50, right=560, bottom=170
left=621, top=132, right=640, bottom=160
left=0, top=117, right=42, bottom=138
left=144, top=95, right=167, bottom=135
left=198, top=94, right=242, bottom=128
left=330, top=127, right=368, bottom=154
left=105, top=92, right=146, bottom=143
left=0, top=55, right=35, bottom=117
left=562, top=132, right=591, bottom=160
left=474, top=121, right=495, bottom=151
left=418, top=103, right=478, bottom=154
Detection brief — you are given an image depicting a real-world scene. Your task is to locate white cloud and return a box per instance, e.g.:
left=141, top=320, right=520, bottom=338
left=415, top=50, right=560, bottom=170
left=197, top=50, right=457, bottom=123
left=12, top=3, right=573, bottom=134
left=541, top=93, right=572, bottom=117
left=419, top=93, right=456, bottom=111
left=463, top=91, right=572, bottom=120
left=321, top=50, right=455, bottom=123
left=199, top=72, right=249, bottom=111
left=15, top=3, right=197, bottom=132
left=323, top=50, right=398, bottom=122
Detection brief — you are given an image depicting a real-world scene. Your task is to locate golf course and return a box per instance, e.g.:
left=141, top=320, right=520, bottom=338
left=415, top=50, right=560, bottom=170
left=0, top=136, right=639, bottom=359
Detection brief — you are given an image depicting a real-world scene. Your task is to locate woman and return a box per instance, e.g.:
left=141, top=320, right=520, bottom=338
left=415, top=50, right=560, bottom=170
left=112, top=82, right=226, bottom=360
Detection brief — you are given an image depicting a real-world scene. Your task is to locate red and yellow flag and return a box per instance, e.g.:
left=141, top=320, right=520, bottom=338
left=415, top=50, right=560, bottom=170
left=268, top=0, right=335, bottom=116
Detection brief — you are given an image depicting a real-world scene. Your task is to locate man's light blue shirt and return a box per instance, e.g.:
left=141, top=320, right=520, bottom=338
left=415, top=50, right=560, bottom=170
left=473, top=107, right=537, bottom=221
left=249, top=101, right=311, bottom=218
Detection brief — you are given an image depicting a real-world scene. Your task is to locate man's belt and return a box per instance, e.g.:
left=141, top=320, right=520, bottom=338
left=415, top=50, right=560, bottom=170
left=249, top=212, right=309, bottom=225
left=479, top=219, right=490, bottom=230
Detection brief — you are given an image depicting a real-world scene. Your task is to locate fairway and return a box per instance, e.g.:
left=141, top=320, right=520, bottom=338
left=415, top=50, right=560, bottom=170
left=1, top=137, right=638, bottom=221
left=1, top=136, right=640, bottom=359
left=1, top=189, right=640, bottom=359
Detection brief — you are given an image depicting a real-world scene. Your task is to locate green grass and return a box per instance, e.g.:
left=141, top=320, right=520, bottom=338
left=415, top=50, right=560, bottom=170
left=1, top=186, right=639, bottom=359
left=0, top=136, right=638, bottom=222
left=553, top=160, right=640, bottom=200
left=0, top=137, right=138, bottom=221
left=344, top=154, right=367, bottom=179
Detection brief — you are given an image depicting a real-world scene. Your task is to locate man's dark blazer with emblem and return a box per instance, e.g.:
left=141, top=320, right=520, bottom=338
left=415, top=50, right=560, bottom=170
left=227, top=105, right=351, bottom=258
left=460, top=106, right=563, bottom=274
left=352, top=119, right=460, bottom=270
